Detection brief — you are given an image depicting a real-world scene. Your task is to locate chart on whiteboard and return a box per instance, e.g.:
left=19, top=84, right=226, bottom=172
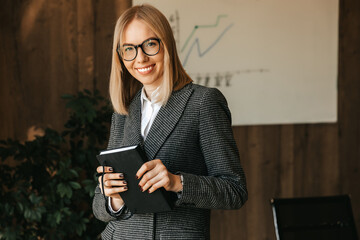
left=167, top=11, right=268, bottom=88
left=133, top=0, right=339, bottom=125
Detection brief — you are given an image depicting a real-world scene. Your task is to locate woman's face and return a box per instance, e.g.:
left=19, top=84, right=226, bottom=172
left=122, top=19, right=164, bottom=92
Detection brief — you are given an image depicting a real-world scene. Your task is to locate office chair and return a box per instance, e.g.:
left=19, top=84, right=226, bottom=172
left=271, top=195, right=358, bottom=240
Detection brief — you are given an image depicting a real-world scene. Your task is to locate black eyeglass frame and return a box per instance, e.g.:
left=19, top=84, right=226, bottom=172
left=117, top=38, right=161, bottom=61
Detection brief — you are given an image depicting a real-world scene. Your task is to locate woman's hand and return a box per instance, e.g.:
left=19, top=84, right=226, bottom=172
left=136, top=159, right=183, bottom=193
left=97, top=166, right=127, bottom=210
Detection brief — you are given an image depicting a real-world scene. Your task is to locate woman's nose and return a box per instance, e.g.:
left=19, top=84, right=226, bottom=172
left=136, top=47, right=148, bottom=62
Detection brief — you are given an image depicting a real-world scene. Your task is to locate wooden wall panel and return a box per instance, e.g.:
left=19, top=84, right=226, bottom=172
left=1, top=0, right=81, bottom=139
left=212, top=126, right=343, bottom=240
left=0, top=0, right=23, bottom=139
left=77, top=0, right=95, bottom=91
left=338, top=0, right=360, bottom=235
left=94, top=0, right=131, bottom=97
left=1, top=0, right=359, bottom=239
left=0, top=0, right=129, bottom=140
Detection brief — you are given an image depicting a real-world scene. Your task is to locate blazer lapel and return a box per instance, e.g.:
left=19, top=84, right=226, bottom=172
left=121, top=91, right=144, bottom=147
left=144, top=84, right=193, bottom=160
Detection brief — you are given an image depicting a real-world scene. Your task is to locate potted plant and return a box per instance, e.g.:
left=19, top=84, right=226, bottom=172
left=0, top=90, right=112, bottom=240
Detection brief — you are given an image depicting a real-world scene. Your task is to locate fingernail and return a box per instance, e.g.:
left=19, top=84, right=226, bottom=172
left=148, top=190, right=151, bottom=194
left=109, top=167, right=113, bottom=171
left=123, top=180, right=127, bottom=184
left=139, top=186, right=143, bottom=192
left=119, top=173, right=124, bottom=178
left=124, top=186, right=128, bottom=190
left=135, top=175, right=139, bottom=179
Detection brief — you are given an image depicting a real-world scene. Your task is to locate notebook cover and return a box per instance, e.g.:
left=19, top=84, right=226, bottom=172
left=96, top=145, right=174, bottom=214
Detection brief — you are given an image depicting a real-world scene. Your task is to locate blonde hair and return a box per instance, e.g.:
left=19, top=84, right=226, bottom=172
left=109, top=4, right=192, bottom=115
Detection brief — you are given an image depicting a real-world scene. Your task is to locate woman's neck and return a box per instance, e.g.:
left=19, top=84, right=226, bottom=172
left=143, top=85, right=159, bottom=101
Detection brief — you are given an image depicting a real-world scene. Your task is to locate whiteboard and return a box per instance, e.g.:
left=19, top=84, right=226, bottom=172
left=133, top=0, right=339, bottom=125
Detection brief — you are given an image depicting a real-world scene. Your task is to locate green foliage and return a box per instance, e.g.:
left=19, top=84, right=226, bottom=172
left=0, top=89, right=112, bottom=239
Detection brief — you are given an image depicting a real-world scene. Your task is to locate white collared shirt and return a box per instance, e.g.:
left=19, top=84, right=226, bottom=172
left=140, top=87, right=162, bottom=140
left=108, top=87, right=162, bottom=213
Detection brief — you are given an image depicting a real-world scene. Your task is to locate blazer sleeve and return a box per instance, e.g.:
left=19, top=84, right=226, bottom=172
left=92, top=113, right=133, bottom=222
left=175, top=88, right=248, bottom=209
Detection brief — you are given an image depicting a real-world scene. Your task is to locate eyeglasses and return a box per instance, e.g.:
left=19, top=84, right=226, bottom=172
left=117, top=38, right=161, bottom=61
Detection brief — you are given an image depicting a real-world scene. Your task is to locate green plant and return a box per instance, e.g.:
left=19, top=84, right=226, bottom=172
left=0, top=89, right=112, bottom=240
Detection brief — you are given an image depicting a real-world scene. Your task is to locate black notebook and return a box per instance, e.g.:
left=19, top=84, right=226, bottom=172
left=96, top=145, right=174, bottom=214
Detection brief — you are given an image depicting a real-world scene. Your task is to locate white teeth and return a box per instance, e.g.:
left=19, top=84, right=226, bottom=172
left=138, top=66, right=153, bottom=72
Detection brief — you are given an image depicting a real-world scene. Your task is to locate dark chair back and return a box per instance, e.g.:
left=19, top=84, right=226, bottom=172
left=271, top=195, right=358, bottom=240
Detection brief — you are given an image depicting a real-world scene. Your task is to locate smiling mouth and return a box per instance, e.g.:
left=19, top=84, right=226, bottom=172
left=137, top=64, right=155, bottom=74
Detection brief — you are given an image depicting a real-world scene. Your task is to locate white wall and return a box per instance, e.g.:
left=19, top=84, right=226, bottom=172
left=134, top=0, right=339, bottom=125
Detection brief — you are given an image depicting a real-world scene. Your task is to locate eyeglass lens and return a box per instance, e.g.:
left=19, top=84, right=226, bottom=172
left=121, top=38, right=160, bottom=61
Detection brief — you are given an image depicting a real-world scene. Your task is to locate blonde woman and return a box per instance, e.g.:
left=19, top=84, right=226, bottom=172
left=93, top=4, right=247, bottom=239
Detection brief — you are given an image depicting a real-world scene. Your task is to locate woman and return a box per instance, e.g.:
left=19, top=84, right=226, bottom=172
left=93, top=4, right=247, bottom=240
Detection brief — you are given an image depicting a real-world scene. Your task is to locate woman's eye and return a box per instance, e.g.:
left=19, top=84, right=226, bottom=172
left=124, top=47, right=134, bottom=52
left=146, top=41, right=157, bottom=47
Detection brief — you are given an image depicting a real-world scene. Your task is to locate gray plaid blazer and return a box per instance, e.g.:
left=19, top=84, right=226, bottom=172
left=93, top=83, right=247, bottom=240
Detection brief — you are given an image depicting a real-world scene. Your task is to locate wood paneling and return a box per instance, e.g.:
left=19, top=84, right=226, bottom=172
left=211, top=124, right=340, bottom=240
left=1, top=0, right=359, bottom=239
left=94, top=0, right=131, bottom=96
left=338, top=0, right=360, bottom=236
left=0, top=0, right=129, bottom=140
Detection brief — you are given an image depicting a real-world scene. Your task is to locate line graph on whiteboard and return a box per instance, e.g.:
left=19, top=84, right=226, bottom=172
left=133, top=0, right=338, bottom=125
left=167, top=10, right=269, bottom=88
left=180, top=14, right=233, bottom=66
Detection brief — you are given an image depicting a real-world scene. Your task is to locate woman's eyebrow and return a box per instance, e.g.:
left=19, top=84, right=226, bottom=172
left=121, top=37, right=158, bottom=46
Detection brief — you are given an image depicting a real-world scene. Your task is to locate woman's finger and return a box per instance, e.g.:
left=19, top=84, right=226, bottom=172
left=98, top=173, right=124, bottom=185
left=138, top=160, right=168, bottom=188
left=104, top=186, right=128, bottom=197
left=137, top=159, right=166, bottom=180
left=148, top=178, right=169, bottom=193
left=98, top=172, right=125, bottom=194
left=104, top=173, right=125, bottom=181
left=104, top=179, right=127, bottom=187
left=136, top=160, right=157, bottom=179
left=138, top=168, right=159, bottom=187
left=101, top=177, right=128, bottom=197
left=140, top=171, right=167, bottom=192
left=96, top=166, right=114, bottom=173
